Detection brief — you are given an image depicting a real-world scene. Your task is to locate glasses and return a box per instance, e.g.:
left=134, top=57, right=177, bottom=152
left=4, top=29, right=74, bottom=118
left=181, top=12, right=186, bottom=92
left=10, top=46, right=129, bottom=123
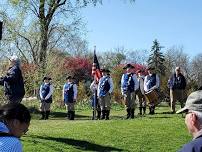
left=185, top=111, right=192, bottom=115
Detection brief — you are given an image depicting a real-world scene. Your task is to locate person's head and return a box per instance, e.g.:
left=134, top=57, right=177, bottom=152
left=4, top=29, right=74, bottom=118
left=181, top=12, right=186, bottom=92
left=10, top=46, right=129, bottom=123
left=0, top=103, right=31, bottom=138
left=66, top=76, right=73, bottom=83
left=176, top=90, right=202, bottom=137
left=123, top=64, right=134, bottom=73
left=136, top=70, right=142, bottom=77
left=147, top=67, right=154, bottom=74
left=101, top=69, right=110, bottom=76
left=43, top=77, right=49, bottom=83
left=175, top=67, right=181, bottom=75
left=9, top=55, right=20, bottom=67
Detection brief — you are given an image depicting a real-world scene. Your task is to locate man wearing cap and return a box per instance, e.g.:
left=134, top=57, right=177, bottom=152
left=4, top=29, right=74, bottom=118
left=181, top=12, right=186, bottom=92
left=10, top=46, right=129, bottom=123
left=176, top=90, right=202, bottom=152
left=0, top=55, right=25, bottom=103
left=121, top=64, right=139, bottom=119
left=97, top=69, right=113, bottom=120
left=39, top=77, right=54, bottom=120
left=144, top=67, right=160, bottom=114
left=168, top=66, right=186, bottom=113
left=136, top=70, right=146, bottom=115
left=63, top=76, right=77, bottom=120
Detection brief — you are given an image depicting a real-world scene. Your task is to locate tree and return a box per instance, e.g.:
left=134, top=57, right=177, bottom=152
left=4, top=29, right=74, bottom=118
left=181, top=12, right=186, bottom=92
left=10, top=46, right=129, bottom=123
left=148, top=39, right=166, bottom=75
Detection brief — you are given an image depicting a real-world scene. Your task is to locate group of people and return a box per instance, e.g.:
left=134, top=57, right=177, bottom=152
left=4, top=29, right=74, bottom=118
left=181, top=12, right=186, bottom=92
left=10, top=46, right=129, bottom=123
left=0, top=55, right=202, bottom=151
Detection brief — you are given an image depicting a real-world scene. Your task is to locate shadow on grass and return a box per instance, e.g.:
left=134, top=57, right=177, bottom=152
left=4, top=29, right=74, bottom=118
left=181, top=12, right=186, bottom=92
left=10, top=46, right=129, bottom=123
left=30, top=135, right=125, bottom=152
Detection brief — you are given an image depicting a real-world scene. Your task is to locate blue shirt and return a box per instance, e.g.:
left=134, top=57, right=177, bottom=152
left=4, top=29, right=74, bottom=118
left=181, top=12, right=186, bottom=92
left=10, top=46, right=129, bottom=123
left=0, top=122, right=22, bottom=152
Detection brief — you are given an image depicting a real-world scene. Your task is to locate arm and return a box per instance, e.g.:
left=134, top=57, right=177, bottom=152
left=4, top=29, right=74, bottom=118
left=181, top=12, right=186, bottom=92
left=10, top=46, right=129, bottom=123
left=39, top=85, right=43, bottom=100
left=73, top=84, right=78, bottom=101
left=133, top=74, right=139, bottom=91
left=108, top=77, right=114, bottom=94
left=62, top=85, right=65, bottom=101
left=90, top=81, right=95, bottom=92
left=97, top=79, right=101, bottom=97
left=121, top=74, right=124, bottom=95
left=3, top=67, right=19, bottom=83
left=144, top=76, right=149, bottom=92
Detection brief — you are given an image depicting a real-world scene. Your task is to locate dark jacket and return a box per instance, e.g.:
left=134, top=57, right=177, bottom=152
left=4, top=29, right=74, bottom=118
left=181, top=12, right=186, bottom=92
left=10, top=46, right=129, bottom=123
left=178, top=135, right=202, bottom=152
left=168, top=73, right=186, bottom=90
left=0, top=65, right=25, bottom=100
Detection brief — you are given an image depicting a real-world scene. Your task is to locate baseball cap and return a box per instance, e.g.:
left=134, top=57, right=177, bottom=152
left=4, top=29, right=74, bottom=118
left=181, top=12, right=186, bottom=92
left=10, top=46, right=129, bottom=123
left=176, top=90, right=202, bottom=113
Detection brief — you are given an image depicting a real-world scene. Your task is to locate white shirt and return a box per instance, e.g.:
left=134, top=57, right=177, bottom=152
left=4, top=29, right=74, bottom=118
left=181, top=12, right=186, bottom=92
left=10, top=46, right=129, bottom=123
left=39, top=83, right=54, bottom=100
left=97, top=76, right=114, bottom=97
left=144, top=74, right=160, bottom=92
left=63, top=82, right=78, bottom=100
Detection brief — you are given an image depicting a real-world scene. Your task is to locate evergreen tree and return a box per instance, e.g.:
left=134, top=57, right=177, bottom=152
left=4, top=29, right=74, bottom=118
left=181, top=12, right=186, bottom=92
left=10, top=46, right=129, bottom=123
left=148, top=39, right=166, bottom=75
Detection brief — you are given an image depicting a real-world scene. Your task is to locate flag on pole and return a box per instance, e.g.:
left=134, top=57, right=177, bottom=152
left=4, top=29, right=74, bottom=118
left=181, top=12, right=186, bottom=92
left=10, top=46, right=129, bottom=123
left=92, top=46, right=102, bottom=82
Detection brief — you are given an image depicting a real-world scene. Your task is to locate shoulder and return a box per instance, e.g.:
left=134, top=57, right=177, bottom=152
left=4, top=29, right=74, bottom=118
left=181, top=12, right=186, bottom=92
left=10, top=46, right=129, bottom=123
left=0, top=137, right=22, bottom=151
left=179, top=138, right=202, bottom=152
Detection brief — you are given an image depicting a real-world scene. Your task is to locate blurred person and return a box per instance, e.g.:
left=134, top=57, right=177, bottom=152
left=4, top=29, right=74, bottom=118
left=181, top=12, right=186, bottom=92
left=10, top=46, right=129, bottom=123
left=168, top=67, right=186, bottom=113
left=0, top=55, right=25, bottom=103
left=176, top=90, right=202, bottom=152
left=0, top=103, right=31, bottom=152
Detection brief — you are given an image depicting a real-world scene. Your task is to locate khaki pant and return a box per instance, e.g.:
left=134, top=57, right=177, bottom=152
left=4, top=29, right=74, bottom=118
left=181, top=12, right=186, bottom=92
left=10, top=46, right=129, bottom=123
left=99, top=93, right=111, bottom=110
left=65, top=102, right=75, bottom=111
left=40, top=102, right=51, bottom=112
left=124, top=91, right=136, bottom=109
left=170, top=89, right=186, bottom=112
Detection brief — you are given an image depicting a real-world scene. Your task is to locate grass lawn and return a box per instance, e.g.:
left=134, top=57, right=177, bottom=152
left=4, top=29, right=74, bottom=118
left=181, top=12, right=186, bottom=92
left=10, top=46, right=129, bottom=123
left=22, top=102, right=191, bottom=152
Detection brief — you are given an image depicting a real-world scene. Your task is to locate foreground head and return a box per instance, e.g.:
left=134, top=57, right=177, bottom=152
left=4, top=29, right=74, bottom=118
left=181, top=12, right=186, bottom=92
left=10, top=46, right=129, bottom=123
left=66, top=76, right=73, bottom=83
left=0, top=103, right=31, bottom=138
left=176, top=90, right=202, bottom=136
left=43, top=77, right=49, bottom=83
left=147, top=67, right=154, bottom=74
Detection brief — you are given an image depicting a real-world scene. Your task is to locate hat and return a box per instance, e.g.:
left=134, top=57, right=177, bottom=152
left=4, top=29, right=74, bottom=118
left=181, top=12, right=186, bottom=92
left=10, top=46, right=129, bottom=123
left=147, top=66, right=155, bottom=70
left=176, top=90, right=202, bottom=113
left=136, top=69, right=142, bottom=73
left=123, top=64, right=135, bottom=69
left=43, top=77, right=49, bottom=81
left=66, top=76, right=73, bottom=80
left=101, top=69, right=110, bottom=73
left=48, top=77, right=52, bottom=80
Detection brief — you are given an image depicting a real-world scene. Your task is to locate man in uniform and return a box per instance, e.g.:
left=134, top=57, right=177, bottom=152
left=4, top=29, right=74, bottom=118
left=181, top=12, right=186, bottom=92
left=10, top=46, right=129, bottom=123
left=168, top=66, right=186, bottom=113
left=63, top=76, right=78, bottom=120
left=144, top=67, right=160, bottom=115
left=39, top=77, right=54, bottom=120
left=121, top=64, right=139, bottom=119
left=97, top=69, right=113, bottom=120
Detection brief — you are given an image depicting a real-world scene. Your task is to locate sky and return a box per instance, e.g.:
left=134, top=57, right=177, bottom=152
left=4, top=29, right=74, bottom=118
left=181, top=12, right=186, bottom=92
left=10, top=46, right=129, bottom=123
left=82, top=0, right=202, bottom=57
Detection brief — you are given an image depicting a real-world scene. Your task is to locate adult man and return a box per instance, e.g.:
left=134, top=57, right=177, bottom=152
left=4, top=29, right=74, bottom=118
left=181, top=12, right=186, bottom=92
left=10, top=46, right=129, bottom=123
left=63, top=76, right=77, bottom=120
left=97, top=69, right=113, bottom=120
left=121, top=64, right=139, bottom=119
left=39, top=77, right=54, bottom=120
left=176, top=90, right=202, bottom=152
left=0, top=55, right=25, bottom=103
left=144, top=67, right=160, bottom=115
left=136, top=70, right=146, bottom=115
left=168, top=67, right=186, bottom=113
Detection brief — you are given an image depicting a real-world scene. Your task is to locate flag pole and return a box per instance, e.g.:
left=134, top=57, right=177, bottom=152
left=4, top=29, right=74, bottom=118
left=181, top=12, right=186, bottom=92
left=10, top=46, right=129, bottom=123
left=93, top=45, right=97, bottom=120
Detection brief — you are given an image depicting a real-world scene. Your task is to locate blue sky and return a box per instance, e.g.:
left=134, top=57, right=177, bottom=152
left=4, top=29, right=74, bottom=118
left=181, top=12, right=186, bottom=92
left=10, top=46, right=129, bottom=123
left=82, top=0, right=202, bottom=57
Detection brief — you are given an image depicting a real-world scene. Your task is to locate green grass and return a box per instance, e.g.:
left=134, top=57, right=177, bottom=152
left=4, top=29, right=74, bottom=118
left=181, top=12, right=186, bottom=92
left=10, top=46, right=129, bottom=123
left=21, top=102, right=191, bottom=152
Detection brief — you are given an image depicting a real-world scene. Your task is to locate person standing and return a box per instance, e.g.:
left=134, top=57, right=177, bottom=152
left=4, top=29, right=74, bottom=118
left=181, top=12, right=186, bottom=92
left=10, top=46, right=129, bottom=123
left=0, top=55, right=25, bottom=103
left=63, top=76, right=77, bottom=120
left=136, top=70, right=146, bottom=115
left=0, top=103, right=31, bottom=152
left=39, top=77, right=54, bottom=120
left=121, top=64, right=139, bottom=119
left=97, top=69, right=113, bottom=120
left=144, top=67, right=160, bottom=115
left=176, top=90, right=202, bottom=152
left=90, top=80, right=101, bottom=120
left=168, top=67, right=186, bottom=113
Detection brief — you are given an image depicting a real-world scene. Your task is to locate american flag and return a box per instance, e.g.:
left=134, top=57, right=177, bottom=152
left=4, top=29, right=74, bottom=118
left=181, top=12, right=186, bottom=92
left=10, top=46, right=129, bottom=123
left=92, top=47, right=102, bottom=82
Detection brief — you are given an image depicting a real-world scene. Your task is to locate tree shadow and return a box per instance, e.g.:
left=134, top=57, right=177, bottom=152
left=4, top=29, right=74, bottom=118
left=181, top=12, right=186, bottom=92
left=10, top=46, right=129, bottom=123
left=30, top=135, right=125, bottom=152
